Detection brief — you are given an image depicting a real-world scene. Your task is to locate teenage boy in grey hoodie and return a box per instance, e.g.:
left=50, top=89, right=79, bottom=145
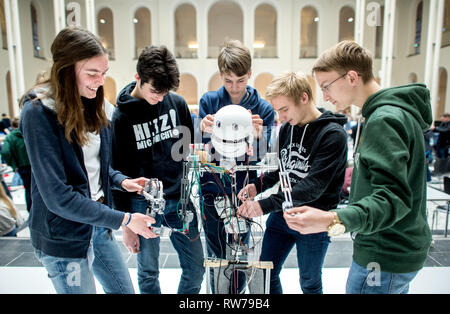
left=237, top=72, right=348, bottom=294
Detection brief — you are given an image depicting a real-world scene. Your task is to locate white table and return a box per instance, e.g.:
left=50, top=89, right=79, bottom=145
left=427, top=185, right=450, bottom=237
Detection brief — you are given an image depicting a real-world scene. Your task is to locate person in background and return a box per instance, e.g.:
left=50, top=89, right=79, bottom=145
left=2, top=117, right=32, bottom=212
left=431, top=113, right=450, bottom=174
left=0, top=183, right=24, bottom=237
left=0, top=113, right=11, bottom=134
left=20, top=26, right=155, bottom=294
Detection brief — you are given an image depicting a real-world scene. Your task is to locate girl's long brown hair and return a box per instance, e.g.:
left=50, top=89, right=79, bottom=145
left=22, top=26, right=109, bottom=146
left=0, top=183, right=17, bottom=220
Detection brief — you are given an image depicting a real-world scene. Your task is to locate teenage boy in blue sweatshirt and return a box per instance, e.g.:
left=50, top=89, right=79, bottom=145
left=198, top=39, right=274, bottom=293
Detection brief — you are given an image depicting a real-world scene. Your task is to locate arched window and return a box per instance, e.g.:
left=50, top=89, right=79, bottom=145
left=98, top=7, right=115, bottom=60
left=411, top=1, right=423, bottom=55
left=437, top=67, right=448, bottom=118
left=176, top=73, right=198, bottom=105
left=300, top=6, right=318, bottom=58
left=254, top=4, right=277, bottom=58
left=175, top=3, right=197, bottom=58
left=104, top=76, right=117, bottom=106
left=339, top=6, right=355, bottom=42
left=442, top=0, right=450, bottom=47
left=208, top=72, right=222, bottom=91
left=208, top=1, right=243, bottom=58
left=1, top=0, right=7, bottom=49
left=31, top=3, right=42, bottom=57
left=254, top=73, right=273, bottom=99
left=134, top=7, right=151, bottom=59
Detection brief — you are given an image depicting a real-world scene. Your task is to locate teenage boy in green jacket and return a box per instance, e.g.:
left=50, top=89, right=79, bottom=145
left=283, top=40, right=432, bottom=294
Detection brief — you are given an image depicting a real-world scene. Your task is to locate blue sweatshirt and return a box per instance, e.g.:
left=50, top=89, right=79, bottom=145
left=198, top=85, right=275, bottom=195
left=20, top=85, right=127, bottom=258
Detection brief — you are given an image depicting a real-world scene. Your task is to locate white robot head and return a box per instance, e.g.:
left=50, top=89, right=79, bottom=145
left=211, top=105, right=254, bottom=158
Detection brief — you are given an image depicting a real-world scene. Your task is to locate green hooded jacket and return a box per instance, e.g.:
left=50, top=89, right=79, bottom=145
left=336, top=83, right=432, bottom=273
left=2, top=128, right=30, bottom=170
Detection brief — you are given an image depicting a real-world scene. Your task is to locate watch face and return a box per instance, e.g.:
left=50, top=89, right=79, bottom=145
left=328, top=224, right=346, bottom=237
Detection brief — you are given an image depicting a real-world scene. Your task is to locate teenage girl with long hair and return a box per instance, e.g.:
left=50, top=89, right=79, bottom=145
left=19, top=26, right=157, bottom=294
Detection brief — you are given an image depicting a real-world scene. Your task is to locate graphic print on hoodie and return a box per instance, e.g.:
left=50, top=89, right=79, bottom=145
left=132, top=108, right=181, bottom=150
left=111, top=82, right=194, bottom=210
left=280, top=133, right=312, bottom=182
left=257, top=109, right=348, bottom=214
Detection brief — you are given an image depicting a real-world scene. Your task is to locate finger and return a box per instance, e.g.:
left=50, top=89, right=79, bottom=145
left=135, top=185, right=143, bottom=193
left=238, top=189, right=247, bottom=200
left=252, top=116, right=263, bottom=123
left=236, top=205, right=244, bottom=216
left=286, top=207, right=303, bottom=215
left=283, top=211, right=295, bottom=221
left=145, top=216, right=156, bottom=224
left=135, top=238, right=140, bottom=252
left=237, top=207, right=247, bottom=218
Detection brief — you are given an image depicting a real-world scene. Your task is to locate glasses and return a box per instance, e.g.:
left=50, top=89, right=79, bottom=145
left=321, top=73, right=347, bottom=93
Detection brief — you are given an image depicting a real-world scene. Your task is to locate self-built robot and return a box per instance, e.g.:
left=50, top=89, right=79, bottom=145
left=142, top=105, right=293, bottom=294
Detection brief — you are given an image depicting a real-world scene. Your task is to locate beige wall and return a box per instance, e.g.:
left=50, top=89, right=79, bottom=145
left=0, top=0, right=449, bottom=118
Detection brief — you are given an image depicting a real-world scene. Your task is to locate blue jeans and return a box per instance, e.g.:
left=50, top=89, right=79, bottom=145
left=346, top=260, right=418, bottom=294
left=3, top=226, right=17, bottom=237
left=34, top=226, right=134, bottom=294
left=130, top=196, right=204, bottom=294
left=259, top=211, right=331, bottom=294
left=202, top=194, right=250, bottom=293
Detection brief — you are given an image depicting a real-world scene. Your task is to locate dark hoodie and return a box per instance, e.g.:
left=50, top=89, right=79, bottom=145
left=255, top=109, right=348, bottom=214
left=111, top=81, right=194, bottom=211
left=336, top=83, right=433, bottom=273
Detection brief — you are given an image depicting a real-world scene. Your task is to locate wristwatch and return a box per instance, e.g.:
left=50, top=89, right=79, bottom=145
left=327, top=211, right=346, bottom=237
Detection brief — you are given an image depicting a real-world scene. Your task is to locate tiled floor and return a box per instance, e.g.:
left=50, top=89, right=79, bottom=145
left=1, top=175, right=450, bottom=294
left=1, top=234, right=450, bottom=294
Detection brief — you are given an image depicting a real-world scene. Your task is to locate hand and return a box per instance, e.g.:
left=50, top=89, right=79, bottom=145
left=283, top=206, right=335, bottom=234
left=237, top=200, right=263, bottom=219
left=122, top=225, right=140, bottom=253
left=121, top=177, right=148, bottom=194
left=249, top=110, right=263, bottom=139
left=200, top=114, right=215, bottom=133
left=237, top=184, right=257, bottom=201
left=123, top=213, right=159, bottom=239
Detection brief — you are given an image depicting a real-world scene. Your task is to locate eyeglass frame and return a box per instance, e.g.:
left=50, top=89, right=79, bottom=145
left=320, top=73, right=347, bottom=93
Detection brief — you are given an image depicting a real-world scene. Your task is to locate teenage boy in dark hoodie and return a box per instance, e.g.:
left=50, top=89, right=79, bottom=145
left=110, top=45, right=204, bottom=294
left=285, top=41, right=432, bottom=294
left=198, top=40, right=274, bottom=293
left=237, top=72, right=348, bottom=294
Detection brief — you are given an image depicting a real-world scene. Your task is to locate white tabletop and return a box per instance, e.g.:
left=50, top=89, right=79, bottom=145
left=427, top=185, right=450, bottom=202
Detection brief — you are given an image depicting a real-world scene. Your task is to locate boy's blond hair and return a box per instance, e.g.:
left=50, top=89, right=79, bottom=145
left=218, top=40, right=251, bottom=77
left=265, top=72, right=313, bottom=105
left=312, top=40, right=374, bottom=84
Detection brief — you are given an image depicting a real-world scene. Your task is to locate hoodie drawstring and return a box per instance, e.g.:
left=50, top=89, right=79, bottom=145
left=288, top=124, right=309, bottom=172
